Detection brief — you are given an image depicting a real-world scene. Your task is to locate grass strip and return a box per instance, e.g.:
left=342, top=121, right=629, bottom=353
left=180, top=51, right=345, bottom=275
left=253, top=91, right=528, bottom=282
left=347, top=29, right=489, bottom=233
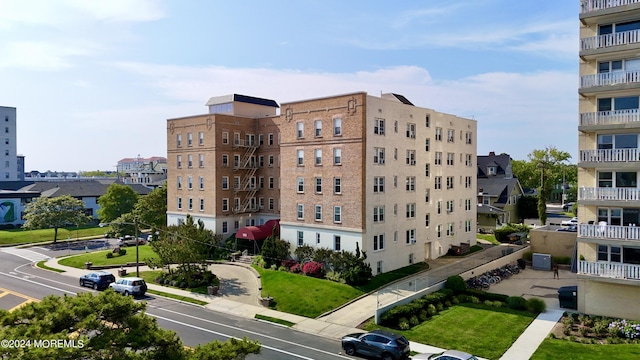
left=36, top=260, right=65, bottom=273
left=146, top=289, right=208, bottom=306
left=254, top=314, right=295, bottom=327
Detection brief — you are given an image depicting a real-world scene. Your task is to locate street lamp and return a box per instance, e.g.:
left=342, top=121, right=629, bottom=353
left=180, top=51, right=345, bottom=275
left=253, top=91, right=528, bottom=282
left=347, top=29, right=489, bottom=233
left=110, top=220, right=141, bottom=277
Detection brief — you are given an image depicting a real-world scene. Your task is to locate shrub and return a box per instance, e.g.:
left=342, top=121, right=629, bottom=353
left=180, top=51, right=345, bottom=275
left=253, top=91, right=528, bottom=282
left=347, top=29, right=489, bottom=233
left=302, top=261, right=325, bottom=278
left=445, top=275, right=466, bottom=294
left=118, top=248, right=127, bottom=256
left=506, top=296, right=527, bottom=310
left=427, top=304, right=437, bottom=316
left=492, top=301, right=503, bottom=308
left=277, top=266, right=288, bottom=272
left=522, top=251, right=533, bottom=261
left=419, top=310, right=429, bottom=322
left=525, top=298, right=547, bottom=313
left=470, top=296, right=480, bottom=304
left=553, top=256, right=571, bottom=265
left=484, top=300, right=493, bottom=307
left=290, top=263, right=301, bottom=273
left=409, top=315, right=419, bottom=326
left=325, top=271, right=342, bottom=282
left=106, top=252, right=114, bottom=259
left=179, top=281, right=187, bottom=289
left=398, top=318, right=410, bottom=330
left=281, top=259, right=298, bottom=269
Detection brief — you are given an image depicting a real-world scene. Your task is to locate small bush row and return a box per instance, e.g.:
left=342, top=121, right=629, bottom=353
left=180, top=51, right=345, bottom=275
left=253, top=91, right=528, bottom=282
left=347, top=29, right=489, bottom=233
left=154, top=269, right=218, bottom=289
left=105, top=248, right=126, bottom=258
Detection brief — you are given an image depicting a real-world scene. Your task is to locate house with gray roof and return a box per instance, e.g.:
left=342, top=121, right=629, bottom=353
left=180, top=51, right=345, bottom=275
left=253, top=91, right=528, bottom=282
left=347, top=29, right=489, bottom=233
left=477, top=152, right=524, bottom=231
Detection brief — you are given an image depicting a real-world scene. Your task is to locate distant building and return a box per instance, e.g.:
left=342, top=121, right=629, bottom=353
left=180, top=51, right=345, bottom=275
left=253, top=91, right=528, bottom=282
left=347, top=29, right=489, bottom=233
left=116, top=155, right=167, bottom=188
left=0, top=106, right=20, bottom=181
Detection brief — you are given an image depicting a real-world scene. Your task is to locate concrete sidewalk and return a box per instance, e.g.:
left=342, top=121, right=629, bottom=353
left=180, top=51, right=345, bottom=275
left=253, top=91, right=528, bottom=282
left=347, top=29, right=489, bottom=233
left=41, top=246, right=570, bottom=358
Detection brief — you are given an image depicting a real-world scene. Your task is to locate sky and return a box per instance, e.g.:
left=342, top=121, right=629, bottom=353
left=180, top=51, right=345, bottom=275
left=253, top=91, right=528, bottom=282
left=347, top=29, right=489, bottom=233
left=0, top=0, right=578, bottom=172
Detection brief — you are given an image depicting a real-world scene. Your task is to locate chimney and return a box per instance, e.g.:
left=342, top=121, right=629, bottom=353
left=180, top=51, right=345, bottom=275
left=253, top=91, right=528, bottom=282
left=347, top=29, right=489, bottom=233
left=489, top=151, right=495, bottom=156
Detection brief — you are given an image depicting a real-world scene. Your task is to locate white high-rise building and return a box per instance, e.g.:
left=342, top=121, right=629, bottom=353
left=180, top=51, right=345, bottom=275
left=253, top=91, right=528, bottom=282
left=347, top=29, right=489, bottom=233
left=0, top=106, right=18, bottom=181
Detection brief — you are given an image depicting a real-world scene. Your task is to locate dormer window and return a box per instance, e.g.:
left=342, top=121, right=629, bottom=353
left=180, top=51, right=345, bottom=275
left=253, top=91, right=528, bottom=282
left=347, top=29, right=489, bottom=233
left=487, top=166, right=497, bottom=175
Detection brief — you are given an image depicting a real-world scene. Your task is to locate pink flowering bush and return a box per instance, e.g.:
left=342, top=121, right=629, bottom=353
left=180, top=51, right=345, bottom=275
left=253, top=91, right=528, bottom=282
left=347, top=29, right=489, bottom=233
left=302, top=261, right=324, bottom=278
left=290, top=263, right=302, bottom=273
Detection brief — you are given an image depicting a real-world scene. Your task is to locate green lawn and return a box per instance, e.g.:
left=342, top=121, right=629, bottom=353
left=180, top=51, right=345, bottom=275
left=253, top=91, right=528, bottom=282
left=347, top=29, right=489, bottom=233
left=356, top=262, right=430, bottom=293
left=477, top=233, right=499, bottom=245
left=58, top=245, right=158, bottom=268
left=254, top=267, right=365, bottom=318
left=365, top=304, right=536, bottom=360
left=0, top=226, right=110, bottom=245
left=531, top=338, right=640, bottom=359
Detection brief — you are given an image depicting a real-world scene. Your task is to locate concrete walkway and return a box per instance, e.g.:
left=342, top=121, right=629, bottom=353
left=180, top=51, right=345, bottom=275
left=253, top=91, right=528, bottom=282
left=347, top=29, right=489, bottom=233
left=41, top=246, right=573, bottom=358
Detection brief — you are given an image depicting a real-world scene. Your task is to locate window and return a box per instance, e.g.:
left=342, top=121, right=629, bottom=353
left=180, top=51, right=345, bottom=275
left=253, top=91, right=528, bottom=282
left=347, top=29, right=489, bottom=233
left=466, top=154, right=472, bottom=166
left=334, top=235, right=341, bottom=251
left=222, top=177, right=229, bottom=190
left=406, top=150, right=416, bottom=165
left=297, top=150, right=304, bottom=166
left=406, top=203, right=416, bottom=219
left=316, top=233, right=321, bottom=244
left=297, top=122, right=304, bottom=138
left=374, top=148, right=385, bottom=164
left=199, top=176, right=204, bottom=190
left=222, top=198, right=229, bottom=212
left=187, top=176, right=193, bottom=190
left=465, top=220, right=472, bottom=232
left=465, top=199, right=472, bottom=211
left=177, top=197, right=182, bottom=209
left=269, top=177, right=274, bottom=189
left=425, top=213, right=430, bottom=227
left=234, top=221, right=240, bottom=231
left=222, top=132, right=229, bottom=145
left=258, top=134, right=264, bottom=146
left=437, top=224, right=442, bottom=238
left=222, top=154, right=228, bottom=167
left=187, top=155, right=193, bottom=168
left=374, top=118, right=385, bottom=135
left=222, top=221, right=228, bottom=233
left=425, top=114, right=430, bottom=127
left=269, top=155, right=274, bottom=167
left=394, top=121, right=398, bottom=133
left=406, top=176, right=416, bottom=191
left=177, top=176, right=182, bottom=189
left=487, top=166, right=497, bottom=175
left=406, top=229, right=416, bottom=244
left=177, top=134, right=182, bottom=147
left=435, top=127, right=442, bottom=141
left=268, top=198, right=274, bottom=210
left=199, top=154, right=204, bottom=167
left=315, top=177, right=322, bottom=193
left=333, top=148, right=342, bottom=165
left=314, top=120, right=322, bottom=137
left=334, top=206, right=342, bottom=223
left=334, top=177, right=342, bottom=194
left=394, top=176, right=398, bottom=188
left=447, top=152, right=454, bottom=166
left=234, top=154, right=240, bottom=168
left=447, top=176, right=454, bottom=189
left=234, top=176, right=240, bottom=190
left=425, top=138, right=430, bottom=152
left=199, top=198, right=204, bottom=211
left=447, top=223, right=454, bottom=236
left=447, top=129, right=455, bottom=143
left=315, top=205, right=322, bottom=221
left=447, top=200, right=454, bottom=213
left=373, top=234, right=385, bottom=251
left=334, top=118, right=342, bottom=136
left=435, top=176, right=442, bottom=190
left=297, top=231, right=304, bottom=246
left=297, top=204, right=304, bottom=219
left=374, top=177, right=385, bottom=193
left=437, top=200, right=442, bottom=214
left=465, top=131, right=472, bottom=144
left=435, top=152, right=442, bottom=165
left=268, top=133, right=274, bottom=145
left=465, top=176, right=472, bottom=188
left=259, top=155, right=264, bottom=167
left=406, top=123, right=416, bottom=138
left=188, top=198, right=193, bottom=210
left=259, top=176, right=264, bottom=189
left=198, top=132, right=204, bottom=145
left=177, top=155, right=182, bottom=168
left=425, top=163, right=430, bottom=177
left=425, top=188, right=430, bottom=203
left=187, top=133, right=193, bottom=146
left=297, top=177, right=304, bottom=193
left=394, top=204, right=397, bottom=215
left=373, top=206, right=385, bottom=222
left=315, top=149, right=322, bottom=165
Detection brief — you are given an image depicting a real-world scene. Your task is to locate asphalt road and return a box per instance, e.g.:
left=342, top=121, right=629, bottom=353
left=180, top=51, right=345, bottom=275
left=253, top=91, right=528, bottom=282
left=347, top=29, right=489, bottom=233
left=0, top=246, right=350, bottom=360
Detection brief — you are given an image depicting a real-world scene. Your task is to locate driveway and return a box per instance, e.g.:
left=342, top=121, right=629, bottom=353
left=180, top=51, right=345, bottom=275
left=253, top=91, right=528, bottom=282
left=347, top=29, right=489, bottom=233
left=207, top=263, right=260, bottom=306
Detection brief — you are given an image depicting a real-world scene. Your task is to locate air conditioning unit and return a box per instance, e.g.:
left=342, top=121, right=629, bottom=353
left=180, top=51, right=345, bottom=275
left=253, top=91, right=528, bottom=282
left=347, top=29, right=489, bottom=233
left=410, top=160, right=416, bottom=165
left=410, top=239, right=416, bottom=244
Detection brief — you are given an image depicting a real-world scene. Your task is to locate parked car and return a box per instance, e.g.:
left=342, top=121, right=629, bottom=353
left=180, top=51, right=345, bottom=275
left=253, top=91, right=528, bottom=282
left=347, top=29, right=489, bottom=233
left=117, top=235, right=146, bottom=246
left=79, top=271, right=116, bottom=290
left=562, top=202, right=575, bottom=212
left=557, top=225, right=577, bottom=232
left=109, top=277, right=147, bottom=297
left=561, top=217, right=578, bottom=226
left=341, top=329, right=410, bottom=360
left=412, top=350, right=478, bottom=360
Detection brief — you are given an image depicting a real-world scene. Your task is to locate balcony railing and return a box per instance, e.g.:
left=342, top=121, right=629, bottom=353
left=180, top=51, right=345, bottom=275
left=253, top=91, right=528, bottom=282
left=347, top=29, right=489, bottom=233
left=580, top=109, right=640, bottom=126
left=580, top=70, right=640, bottom=88
left=579, top=223, right=640, bottom=241
left=581, top=29, right=640, bottom=51
left=580, top=187, right=640, bottom=201
left=581, top=0, right=640, bottom=13
left=579, top=148, right=640, bottom=163
left=579, top=260, right=640, bottom=280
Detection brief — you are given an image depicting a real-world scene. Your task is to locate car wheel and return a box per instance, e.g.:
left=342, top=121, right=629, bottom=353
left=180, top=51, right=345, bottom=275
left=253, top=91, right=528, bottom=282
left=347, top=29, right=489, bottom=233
left=124, top=290, right=130, bottom=296
left=381, top=352, right=395, bottom=360
left=79, top=279, right=84, bottom=287
left=93, top=283, right=98, bottom=290
left=343, top=344, right=356, bottom=356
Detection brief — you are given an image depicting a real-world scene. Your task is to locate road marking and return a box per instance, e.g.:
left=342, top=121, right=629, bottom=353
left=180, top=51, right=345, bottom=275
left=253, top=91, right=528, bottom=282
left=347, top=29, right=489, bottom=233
left=0, top=248, right=51, bottom=262
left=0, top=286, right=40, bottom=312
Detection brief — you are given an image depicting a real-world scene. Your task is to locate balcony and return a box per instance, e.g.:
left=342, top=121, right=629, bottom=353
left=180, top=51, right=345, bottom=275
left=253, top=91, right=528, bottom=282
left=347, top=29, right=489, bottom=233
left=579, top=260, right=640, bottom=280
left=581, top=0, right=640, bottom=14
left=580, top=69, right=640, bottom=90
left=580, top=109, right=640, bottom=127
left=579, top=148, right=640, bottom=164
left=579, top=223, right=640, bottom=242
left=580, top=186, right=640, bottom=201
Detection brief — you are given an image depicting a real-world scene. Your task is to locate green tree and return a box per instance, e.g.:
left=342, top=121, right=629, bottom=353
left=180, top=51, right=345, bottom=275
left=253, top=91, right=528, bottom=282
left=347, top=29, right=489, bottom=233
left=528, top=146, right=571, bottom=225
left=133, top=185, right=167, bottom=230
left=0, top=290, right=260, bottom=360
left=23, top=195, right=90, bottom=243
left=97, top=183, right=139, bottom=223
left=109, top=212, right=138, bottom=238
left=260, top=234, right=290, bottom=268
left=511, top=159, right=539, bottom=190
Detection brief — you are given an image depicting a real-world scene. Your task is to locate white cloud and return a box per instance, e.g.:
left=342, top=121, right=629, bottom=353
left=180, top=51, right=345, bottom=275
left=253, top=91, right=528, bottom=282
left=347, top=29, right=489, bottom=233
left=0, top=41, right=97, bottom=70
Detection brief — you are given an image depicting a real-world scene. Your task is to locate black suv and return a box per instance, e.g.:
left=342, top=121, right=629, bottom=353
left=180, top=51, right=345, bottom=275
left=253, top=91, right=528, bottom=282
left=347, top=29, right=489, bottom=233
left=79, top=271, right=116, bottom=290
left=342, top=329, right=410, bottom=360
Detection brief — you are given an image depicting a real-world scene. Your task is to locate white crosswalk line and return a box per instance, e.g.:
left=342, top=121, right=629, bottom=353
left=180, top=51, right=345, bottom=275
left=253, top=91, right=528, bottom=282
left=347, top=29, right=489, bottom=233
left=0, top=248, right=51, bottom=262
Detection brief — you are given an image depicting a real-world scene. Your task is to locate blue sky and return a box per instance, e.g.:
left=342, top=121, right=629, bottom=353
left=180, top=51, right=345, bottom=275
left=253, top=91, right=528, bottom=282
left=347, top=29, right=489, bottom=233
left=0, top=0, right=578, bottom=172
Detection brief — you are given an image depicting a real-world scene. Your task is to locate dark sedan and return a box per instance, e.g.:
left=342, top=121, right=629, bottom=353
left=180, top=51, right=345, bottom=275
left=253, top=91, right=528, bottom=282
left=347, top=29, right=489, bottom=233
left=341, top=330, right=410, bottom=360
left=79, top=271, right=116, bottom=290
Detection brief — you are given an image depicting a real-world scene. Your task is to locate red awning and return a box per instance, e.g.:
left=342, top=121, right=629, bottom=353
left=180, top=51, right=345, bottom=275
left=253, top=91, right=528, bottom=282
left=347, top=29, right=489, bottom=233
left=235, top=219, right=279, bottom=241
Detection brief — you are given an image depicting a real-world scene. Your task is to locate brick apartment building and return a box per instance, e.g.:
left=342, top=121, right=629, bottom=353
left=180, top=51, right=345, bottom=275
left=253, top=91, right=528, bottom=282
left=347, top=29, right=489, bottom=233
left=167, top=92, right=477, bottom=273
